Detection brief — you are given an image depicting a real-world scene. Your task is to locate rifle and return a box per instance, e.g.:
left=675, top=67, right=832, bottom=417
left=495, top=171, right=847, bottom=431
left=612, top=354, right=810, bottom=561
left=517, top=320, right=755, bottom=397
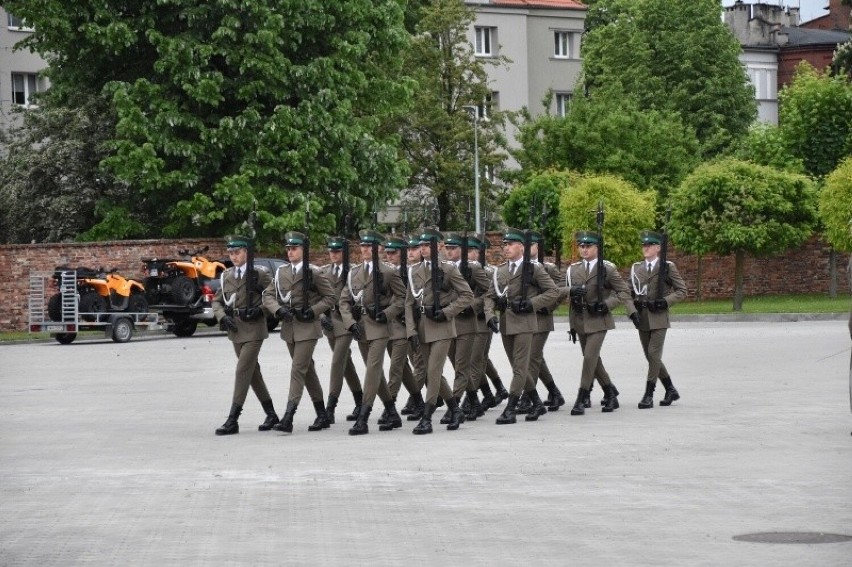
left=246, top=207, right=257, bottom=311
left=342, top=213, right=351, bottom=283
left=657, top=207, right=671, bottom=300
left=371, top=210, right=382, bottom=319
left=400, top=213, right=409, bottom=288
left=430, top=205, right=441, bottom=317
left=460, top=202, right=471, bottom=283
left=303, top=202, right=312, bottom=306
left=520, top=229, right=532, bottom=302
left=596, top=200, right=605, bottom=304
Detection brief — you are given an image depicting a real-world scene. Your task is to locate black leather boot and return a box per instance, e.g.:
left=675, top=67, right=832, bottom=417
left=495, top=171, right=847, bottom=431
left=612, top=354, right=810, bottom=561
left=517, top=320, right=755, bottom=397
left=349, top=405, right=372, bottom=435
left=215, top=403, right=242, bottom=435
left=464, top=391, right=483, bottom=420
left=525, top=390, right=547, bottom=421
left=440, top=397, right=459, bottom=424
left=600, top=383, right=618, bottom=408
left=446, top=397, right=465, bottom=431
left=325, top=394, right=338, bottom=425
left=308, top=400, right=331, bottom=431
left=659, top=377, right=680, bottom=406
left=601, top=384, right=620, bottom=412
left=571, top=388, right=589, bottom=415
left=377, top=406, right=390, bottom=426
left=545, top=383, right=565, bottom=411
left=412, top=403, right=436, bottom=435
left=379, top=400, right=403, bottom=431
left=407, top=393, right=426, bottom=421
left=258, top=399, right=279, bottom=431
left=346, top=390, right=363, bottom=421
left=273, top=401, right=297, bottom=433
left=492, top=378, right=509, bottom=404
left=461, top=394, right=472, bottom=413
left=515, top=392, right=533, bottom=414
left=638, top=381, right=655, bottom=409
left=479, top=382, right=497, bottom=410
left=400, top=395, right=415, bottom=415
left=496, top=394, right=520, bottom=425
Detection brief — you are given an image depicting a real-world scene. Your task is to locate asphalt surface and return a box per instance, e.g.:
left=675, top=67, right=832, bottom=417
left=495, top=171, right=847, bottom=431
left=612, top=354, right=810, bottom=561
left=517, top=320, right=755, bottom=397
left=2, top=319, right=851, bottom=565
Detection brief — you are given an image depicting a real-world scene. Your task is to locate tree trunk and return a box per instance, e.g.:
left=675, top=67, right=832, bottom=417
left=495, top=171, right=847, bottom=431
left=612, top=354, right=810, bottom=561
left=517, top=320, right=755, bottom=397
left=733, top=249, right=745, bottom=311
left=829, top=247, right=837, bottom=299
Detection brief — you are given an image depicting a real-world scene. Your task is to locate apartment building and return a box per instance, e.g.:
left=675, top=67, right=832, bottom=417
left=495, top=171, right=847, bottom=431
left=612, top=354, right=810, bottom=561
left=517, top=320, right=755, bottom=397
left=0, top=7, right=48, bottom=133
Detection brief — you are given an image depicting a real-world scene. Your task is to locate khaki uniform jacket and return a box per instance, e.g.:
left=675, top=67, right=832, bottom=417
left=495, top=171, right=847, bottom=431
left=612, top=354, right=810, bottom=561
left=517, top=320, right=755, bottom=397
left=262, top=264, right=336, bottom=343
left=483, top=261, right=559, bottom=336
left=630, top=260, right=688, bottom=331
left=387, top=264, right=415, bottom=340
left=406, top=261, right=474, bottom=344
left=566, top=260, right=636, bottom=334
left=534, top=261, right=563, bottom=333
left=213, top=265, right=273, bottom=344
left=454, top=260, right=491, bottom=335
left=320, top=262, right=351, bottom=339
left=339, top=261, right=406, bottom=341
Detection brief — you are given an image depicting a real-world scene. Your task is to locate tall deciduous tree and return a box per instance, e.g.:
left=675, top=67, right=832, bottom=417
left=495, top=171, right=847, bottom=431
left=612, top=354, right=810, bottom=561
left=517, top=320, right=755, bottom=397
left=582, top=0, right=756, bottom=157
left=668, top=159, right=818, bottom=310
left=818, top=157, right=852, bottom=253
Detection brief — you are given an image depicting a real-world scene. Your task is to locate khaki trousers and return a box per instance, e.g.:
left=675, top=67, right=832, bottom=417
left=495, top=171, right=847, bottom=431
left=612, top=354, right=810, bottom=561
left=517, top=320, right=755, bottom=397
left=357, top=338, right=391, bottom=407
left=285, top=339, right=324, bottom=404
left=639, top=328, right=669, bottom=382
left=325, top=332, right=362, bottom=397
left=577, top=331, right=612, bottom=390
left=449, top=332, right=476, bottom=398
left=386, top=339, right=418, bottom=399
left=501, top=331, right=534, bottom=395
left=421, top=338, right=454, bottom=405
left=230, top=340, right=272, bottom=406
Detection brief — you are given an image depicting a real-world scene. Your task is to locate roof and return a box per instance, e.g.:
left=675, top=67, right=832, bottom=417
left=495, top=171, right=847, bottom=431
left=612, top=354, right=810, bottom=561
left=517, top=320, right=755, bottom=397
left=780, top=26, right=851, bottom=46
left=490, top=0, right=587, bottom=8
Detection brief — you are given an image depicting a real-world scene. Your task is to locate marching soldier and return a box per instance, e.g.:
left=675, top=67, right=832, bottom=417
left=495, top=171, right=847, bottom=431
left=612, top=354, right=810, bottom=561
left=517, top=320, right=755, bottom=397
left=630, top=230, right=688, bottom=408
left=483, top=228, right=559, bottom=425
left=262, top=231, right=336, bottom=434
left=212, top=235, right=278, bottom=435
left=407, top=228, right=474, bottom=434
left=319, top=236, right=364, bottom=424
left=565, top=231, right=637, bottom=415
left=338, top=230, right=407, bottom=435
left=403, top=234, right=429, bottom=421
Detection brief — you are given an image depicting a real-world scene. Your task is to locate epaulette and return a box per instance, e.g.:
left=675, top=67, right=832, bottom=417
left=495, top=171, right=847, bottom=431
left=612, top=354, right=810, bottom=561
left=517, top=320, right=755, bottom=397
left=255, top=265, right=270, bottom=273
left=468, top=260, right=481, bottom=267
left=570, top=260, right=583, bottom=266
left=382, top=260, right=395, bottom=268
left=603, top=260, right=616, bottom=267
left=320, top=263, right=332, bottom=270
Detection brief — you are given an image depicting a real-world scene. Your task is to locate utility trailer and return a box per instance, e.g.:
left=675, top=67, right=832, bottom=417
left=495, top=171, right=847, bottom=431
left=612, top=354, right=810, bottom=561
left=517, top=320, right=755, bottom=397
left=29, top=270, right=163, bottom=344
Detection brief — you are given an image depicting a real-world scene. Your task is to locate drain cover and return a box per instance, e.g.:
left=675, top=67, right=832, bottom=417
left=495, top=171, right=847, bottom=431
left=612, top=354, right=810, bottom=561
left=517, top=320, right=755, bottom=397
left=733, top=532, right=852, bottom=544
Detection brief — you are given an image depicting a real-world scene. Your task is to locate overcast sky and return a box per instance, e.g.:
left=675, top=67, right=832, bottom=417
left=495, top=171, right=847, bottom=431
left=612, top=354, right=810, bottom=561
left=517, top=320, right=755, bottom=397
left=721, top=0, right=829, bottom=23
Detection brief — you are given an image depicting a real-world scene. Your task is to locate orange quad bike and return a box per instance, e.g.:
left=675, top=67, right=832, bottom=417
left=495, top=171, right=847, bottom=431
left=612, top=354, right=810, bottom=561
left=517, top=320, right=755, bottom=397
left=48, top=266, right=148, bottom=322
left=143, top=246, right=226, bottom=306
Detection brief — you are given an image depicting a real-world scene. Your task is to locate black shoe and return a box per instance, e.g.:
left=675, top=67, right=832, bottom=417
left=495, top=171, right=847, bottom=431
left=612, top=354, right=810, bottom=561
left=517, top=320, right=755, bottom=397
left=638, top=381, right=655, bottom=409
left=324, top=394, right=339, bottom=425
left=379, top=401, right=402, bottom=431
left=400, top=395, right=415, bottom=415
left=480, top=383, right=497, bottom=410
left=412, top=403, right=436, bottom=435
left=406, top=393, right=426, bottom=421
left=496, top=395, right=520, bottom=425
left=494, top=384, right=509, bottom=404
left=545, top=385, right=565, bottom=411
left=525, top=390, right=547, bottom=421
left=571, top=389, right=589, bottom=416
left=602, top=384, right=620, bottom=413
left=273, top=401, right=297, bottom=433
left=377, top=406, right=390, bottom=425
left=308, top=400, right=331, bottom=431
left=349, top=405, right=372, bottom=436
left=515, top=393, right=532, bottom=414
left=659, top=377, right=680, bottom=406
left=446, top=398, right=465, bottom=431
left=215, top=403, right=242, bottom=436
left=464, top=391, right=483, bottom=420
left=600, top=384, right=618, bottom=408
left=346, top=391, right=363, bottom=422
left=258, top=399, right=279, bottom=431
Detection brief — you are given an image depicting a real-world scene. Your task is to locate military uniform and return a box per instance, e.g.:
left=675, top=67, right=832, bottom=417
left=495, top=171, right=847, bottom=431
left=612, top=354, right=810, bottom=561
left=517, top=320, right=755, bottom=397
left=319, top=236, right=363, bottom=424
left=212, top=235, right=278, bottom=435
left=483, top=228, right=559, bottom=424
left=339, top=230, right=407, bottom=435
left=406, top=228, right=474, bottom=434
left=630, top=230, right=688, bottom=408
left=566, top=231, right=636, bottom=415
left=262, top=231, right=336, bottom=433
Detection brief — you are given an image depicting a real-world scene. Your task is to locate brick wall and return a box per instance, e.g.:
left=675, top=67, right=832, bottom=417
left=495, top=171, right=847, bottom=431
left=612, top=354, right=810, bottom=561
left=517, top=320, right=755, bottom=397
left=1, top=235, right=849, bottom=331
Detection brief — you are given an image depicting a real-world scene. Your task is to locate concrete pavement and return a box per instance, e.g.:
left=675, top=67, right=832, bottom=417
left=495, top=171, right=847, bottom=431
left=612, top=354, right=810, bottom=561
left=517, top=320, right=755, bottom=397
left=2, top=320, right=851, bottom=565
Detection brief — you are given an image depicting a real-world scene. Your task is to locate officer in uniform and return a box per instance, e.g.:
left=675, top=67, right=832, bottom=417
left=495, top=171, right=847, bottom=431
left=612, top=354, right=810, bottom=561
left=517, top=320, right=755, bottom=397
left=630, top=230, right=688, bottom=408
left=212, top=235, right=278, bottom=435
left=566, top=230, right=637, bottom=415
left=338, top=230, right=407, bottom=434
left=402, top=234, right=429, bottom=421
left=443, top=232, right=491, bottom=421
left=483, top=228, right=559, bottom=424
left=319, top=236, right=364, bottom=424
left=262, top=231, right=336, bottom=433
left=407, top=228, right=474, bottom=434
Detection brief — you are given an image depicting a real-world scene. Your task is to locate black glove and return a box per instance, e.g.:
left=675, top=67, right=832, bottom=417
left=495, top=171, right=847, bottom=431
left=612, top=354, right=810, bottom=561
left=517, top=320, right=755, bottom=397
left=537, top=307, right=549, bottom=315
left=320, top=315, right=334, bottom=332
left=591, top=301, right=609, bottom=315
left=495, top=297, right=508, bottom=311
left=374, top=310, right=387, bottom=324
left=487, top=317, right=500, bottom=334
left=219, top=315, right=238, bottom=332
left=511, top=299, right=534, bottom=314
left=348, top=323, right=364, bottom=341
left=654, top=298, right=668, bottom=311
left=296, top=307, right=315, bottom=322
left=569, top=329, right=577, bottom=344
left=569, top=286, right=587, bottom=298
left=432, top=309, right=447, bottom=322
left=408, top=335, right=420, bottom=351
left=241, top=306, right=263, bottom=321
left=629, top=312, right=640, bottom=329
left=275, top=307, right=294, bottom=322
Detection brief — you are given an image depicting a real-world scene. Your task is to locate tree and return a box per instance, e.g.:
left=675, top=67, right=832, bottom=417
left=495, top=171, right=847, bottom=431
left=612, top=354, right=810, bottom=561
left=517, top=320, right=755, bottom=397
left=395, top=0, right=508, bottom=231
left=582, top=0, right=756, bottom=157
left=726, top=123, right=805, bottom=174
left=558, top=173, right=656, bottom=267
left=818, top=157, right=852, bottom=253
left=668, top=159, right=818, bottom=310
left=779, top=62, right=852, bottom=179
left=5, top=0, right=413, bottom=244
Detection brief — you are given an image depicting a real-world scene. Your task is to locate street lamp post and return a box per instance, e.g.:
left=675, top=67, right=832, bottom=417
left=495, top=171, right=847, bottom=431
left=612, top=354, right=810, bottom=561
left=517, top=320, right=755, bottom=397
left=462, top=105, right=481, bottom=234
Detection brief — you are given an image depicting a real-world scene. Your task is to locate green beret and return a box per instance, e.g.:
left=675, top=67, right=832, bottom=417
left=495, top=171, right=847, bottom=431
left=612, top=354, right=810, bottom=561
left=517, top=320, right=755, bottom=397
left=419, top=228, right=444, bottom=243
left=284, top=231, right=306, bottom=246
left=575, top=231, right=600, bottom=245
left=407, top=235, right=421, bottom=248
left=467, top=235, right=483, bottom=249
left=640, top=230, right=662, bottom=245
left=385, top=237, right=407, bottom=250
left=225, top=235, right=251, bottom=249
left=502, top=228, right=525, bottom=243
left=529, top=230, right=543, bottom=243
left=326, top=236, right=345, bottom=250
left=359, top=229, right=384, bottom=244
left=444, top=232, right=464, bottom=247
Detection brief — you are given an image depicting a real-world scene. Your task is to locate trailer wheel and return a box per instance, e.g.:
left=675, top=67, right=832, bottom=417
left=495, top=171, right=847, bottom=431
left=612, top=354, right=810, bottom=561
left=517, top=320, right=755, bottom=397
left=111, top=317, right=134, bottom=343
left=48, top=293, right=63, bottom=321
left=55, top=333, right=77, bottom=344
left=172, top=319, right=198, bottom=337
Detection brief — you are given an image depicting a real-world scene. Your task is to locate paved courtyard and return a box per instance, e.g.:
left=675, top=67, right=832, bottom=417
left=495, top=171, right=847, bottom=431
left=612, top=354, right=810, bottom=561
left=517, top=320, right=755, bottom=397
left=2, top=319, right=851, bottom=565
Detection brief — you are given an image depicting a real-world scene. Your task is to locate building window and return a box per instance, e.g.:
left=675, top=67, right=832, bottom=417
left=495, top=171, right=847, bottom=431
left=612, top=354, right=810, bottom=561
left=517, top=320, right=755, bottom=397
left=475, top=27, right=495, bottom=57
left=555, top=92, right=572, bottom=117
left=477, top=92, right=498, bottom=120
left=554, top=31, right=575, bottom=59
left=12, top=73, right=40, bottom=107
left=7, top=13, right=33, bottom=31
